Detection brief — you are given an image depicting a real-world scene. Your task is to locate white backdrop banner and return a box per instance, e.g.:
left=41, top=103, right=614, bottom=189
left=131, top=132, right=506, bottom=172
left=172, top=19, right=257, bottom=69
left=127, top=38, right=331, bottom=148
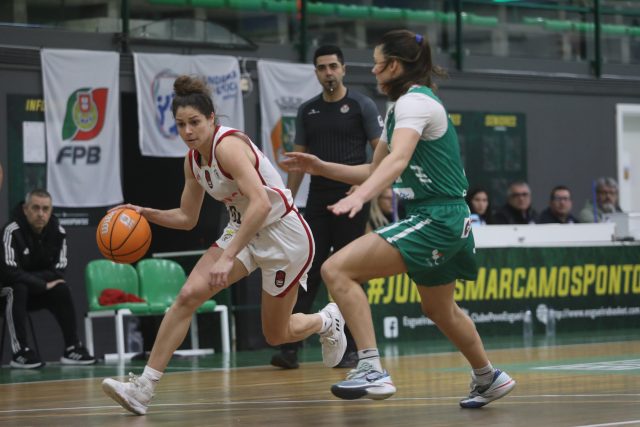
left=134, top=53, right=244, bottom=157
left=257, top=60, right=321, bottom=207
left=42, top=48, right=123, bottom=207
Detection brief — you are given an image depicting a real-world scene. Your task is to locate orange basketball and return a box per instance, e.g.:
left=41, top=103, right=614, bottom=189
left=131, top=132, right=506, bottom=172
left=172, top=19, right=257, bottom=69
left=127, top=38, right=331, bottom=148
left=96, top=208, right=151, bottom=264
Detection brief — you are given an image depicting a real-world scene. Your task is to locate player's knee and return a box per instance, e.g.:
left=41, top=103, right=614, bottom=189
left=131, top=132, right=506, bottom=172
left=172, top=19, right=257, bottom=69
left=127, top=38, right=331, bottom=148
left=320, top=259, right=341, bottom=288
left=174, top=286, right=201, bottom=311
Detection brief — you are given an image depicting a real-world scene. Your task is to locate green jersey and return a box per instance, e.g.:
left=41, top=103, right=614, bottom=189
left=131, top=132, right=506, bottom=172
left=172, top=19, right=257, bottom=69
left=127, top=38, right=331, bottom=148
left=385, top=85, right=468, bottom=211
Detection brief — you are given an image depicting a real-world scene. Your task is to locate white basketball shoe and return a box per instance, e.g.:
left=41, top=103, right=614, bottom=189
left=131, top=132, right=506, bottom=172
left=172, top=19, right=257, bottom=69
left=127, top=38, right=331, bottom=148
left=102, top=373, right=154, bottom=415
left=318, top=302, right=347, bottom=368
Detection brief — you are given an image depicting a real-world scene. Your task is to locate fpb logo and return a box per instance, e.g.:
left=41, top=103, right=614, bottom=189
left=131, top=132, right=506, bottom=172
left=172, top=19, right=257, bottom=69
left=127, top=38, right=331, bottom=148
left=61, top=87, right=108, bottom=141
left=383, top=316, right=399, bottom=339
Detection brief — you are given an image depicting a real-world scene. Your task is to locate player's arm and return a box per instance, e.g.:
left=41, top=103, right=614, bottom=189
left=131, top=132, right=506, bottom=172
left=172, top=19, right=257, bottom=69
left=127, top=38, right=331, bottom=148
left=328, top=129, right=418, bottom=218
left=352, top=128, right=418, bottom=203
left=215, top=136, right=271, bottom=261
left=134, top=156, right=205, bottom=230
left=368, top=138, right=389, bottom=176
left=282, top=153, right=371, bottom=186
left=286, top=144, right=307, bottom=199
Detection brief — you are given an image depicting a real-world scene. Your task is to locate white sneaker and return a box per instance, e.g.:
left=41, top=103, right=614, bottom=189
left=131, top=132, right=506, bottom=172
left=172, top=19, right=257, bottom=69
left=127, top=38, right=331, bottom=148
left=319, top=302, right=347, bottom=368
left=331, top=361, right=396, bottom=400
left=102, top=373, right=154, bottom=415
left=459, top=369, right=516, bottom=408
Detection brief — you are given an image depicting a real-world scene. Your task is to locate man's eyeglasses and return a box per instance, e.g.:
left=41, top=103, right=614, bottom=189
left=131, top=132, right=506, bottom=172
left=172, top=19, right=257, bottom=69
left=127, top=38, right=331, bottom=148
left=509, top=192, right=530, bottom=198
left=552, top=196, right=571, bottom=202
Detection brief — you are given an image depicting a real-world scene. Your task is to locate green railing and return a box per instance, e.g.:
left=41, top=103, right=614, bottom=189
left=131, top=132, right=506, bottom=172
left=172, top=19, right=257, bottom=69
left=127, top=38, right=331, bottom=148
left=141, top=0, right=639, bottom=75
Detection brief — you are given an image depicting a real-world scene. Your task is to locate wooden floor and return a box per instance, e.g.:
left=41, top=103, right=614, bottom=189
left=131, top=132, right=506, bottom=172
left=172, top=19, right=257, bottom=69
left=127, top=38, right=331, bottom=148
left=0, top=338, right=639, bottom=426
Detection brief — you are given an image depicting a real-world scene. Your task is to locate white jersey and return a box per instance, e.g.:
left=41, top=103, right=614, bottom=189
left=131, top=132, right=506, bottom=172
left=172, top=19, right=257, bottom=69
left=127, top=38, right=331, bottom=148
left=189, top=125, right=295, bottom=228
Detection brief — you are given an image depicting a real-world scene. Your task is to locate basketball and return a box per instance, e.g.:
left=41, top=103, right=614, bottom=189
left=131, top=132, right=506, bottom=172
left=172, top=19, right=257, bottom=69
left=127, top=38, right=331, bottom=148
left=96, top=208, right=151, bottom=264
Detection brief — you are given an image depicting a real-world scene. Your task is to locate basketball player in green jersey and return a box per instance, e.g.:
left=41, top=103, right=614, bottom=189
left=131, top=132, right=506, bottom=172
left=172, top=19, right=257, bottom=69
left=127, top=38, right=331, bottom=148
left=283, top=29, right=515, bottom=408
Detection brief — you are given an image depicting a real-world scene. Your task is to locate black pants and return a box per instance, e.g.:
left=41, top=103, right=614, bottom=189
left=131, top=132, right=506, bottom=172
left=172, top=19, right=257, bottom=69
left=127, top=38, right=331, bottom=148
left=282, top=189, right=369, bottom=353
left=8, top=281, right=79, bottom=352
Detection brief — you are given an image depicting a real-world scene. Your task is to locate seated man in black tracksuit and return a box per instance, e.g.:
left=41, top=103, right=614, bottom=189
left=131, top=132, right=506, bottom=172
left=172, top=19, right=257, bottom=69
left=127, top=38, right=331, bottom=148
left=0, top=189, right=95, bottom=368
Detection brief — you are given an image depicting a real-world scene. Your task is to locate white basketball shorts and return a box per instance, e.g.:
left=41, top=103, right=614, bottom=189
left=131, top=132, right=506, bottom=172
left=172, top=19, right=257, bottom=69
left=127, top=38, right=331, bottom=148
left=215, top=210, right=315, bottom=297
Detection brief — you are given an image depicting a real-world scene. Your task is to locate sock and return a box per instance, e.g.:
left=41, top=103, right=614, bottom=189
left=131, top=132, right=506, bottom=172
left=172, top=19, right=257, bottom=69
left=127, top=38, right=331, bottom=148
left=473, top=362, right=495, bottom=385
left=357, top=348, right=383, bottom=372
left=318, top=311, right=332, bottom=335
left=142, top=365, right=163, bottom=389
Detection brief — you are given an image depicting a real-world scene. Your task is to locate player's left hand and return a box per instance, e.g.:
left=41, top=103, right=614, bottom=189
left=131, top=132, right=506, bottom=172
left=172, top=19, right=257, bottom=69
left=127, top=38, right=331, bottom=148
left=328, top=194, right=364, bottom=218
left=209, top=256, right=234, bottom=289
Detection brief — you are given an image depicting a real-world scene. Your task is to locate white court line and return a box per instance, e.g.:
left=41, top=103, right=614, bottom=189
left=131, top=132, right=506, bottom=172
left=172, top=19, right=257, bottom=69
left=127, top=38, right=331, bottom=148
left=573, top=420, right=640, bottom=427
left=0, top=393, right=639, bottom=415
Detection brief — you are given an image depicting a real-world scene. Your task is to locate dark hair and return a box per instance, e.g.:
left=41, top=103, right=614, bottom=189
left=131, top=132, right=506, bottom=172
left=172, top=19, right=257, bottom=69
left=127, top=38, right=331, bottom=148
left=25, top=188, right=52, bottom=204
left=313, top=45, right=344, bottom=66
left=549, top=185, right=571, bottom=200
left=507, top=181, right=530, bottom=195
left=377, top=29, right=447, bottom=101
left=171, top=75, right=215, bottom=118
left=466, top=187, right=493, bottom=223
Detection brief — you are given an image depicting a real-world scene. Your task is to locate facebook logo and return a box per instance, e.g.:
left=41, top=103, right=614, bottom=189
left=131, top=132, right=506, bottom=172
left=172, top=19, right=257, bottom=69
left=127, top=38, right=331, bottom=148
left=383, top=317, right=399, bottom=339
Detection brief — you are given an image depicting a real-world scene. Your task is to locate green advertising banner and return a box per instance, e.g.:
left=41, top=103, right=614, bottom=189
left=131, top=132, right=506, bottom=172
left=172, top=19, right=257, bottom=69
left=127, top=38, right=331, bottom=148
left=367, top=245, right=640, bottom=343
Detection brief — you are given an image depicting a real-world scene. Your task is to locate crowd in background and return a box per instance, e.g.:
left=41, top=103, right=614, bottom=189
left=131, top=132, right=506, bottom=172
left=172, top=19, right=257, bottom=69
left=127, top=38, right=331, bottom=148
left=463, top=176, right=623, bottom=226
left=369, top=176, right=622, bottom=230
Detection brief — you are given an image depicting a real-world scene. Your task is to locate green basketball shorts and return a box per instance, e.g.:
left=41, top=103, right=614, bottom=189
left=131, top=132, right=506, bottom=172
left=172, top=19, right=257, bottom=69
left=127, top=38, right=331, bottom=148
left=374, top=201, right=478, bottom=286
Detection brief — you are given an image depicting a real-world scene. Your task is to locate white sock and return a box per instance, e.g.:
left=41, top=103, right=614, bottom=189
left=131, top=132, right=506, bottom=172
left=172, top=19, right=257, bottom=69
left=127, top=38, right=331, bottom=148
left=142, top=366, right=163, bottom=389
left=318, top=311, right=332, bottom=335
left=357, top=348, right=383, bottom=372
left=473, top=363, right=495, bottom=385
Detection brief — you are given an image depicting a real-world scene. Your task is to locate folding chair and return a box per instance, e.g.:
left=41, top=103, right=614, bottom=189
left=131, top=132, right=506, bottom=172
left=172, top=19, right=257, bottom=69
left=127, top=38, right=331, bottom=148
left=84, top=260, right=149, bottom=360
left=136, top=258, right=230, bottom=353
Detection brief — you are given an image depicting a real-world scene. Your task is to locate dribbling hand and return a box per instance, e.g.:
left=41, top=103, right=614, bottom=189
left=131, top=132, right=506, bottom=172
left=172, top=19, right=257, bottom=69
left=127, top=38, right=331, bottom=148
left=109, top=203, right=145, bottom=215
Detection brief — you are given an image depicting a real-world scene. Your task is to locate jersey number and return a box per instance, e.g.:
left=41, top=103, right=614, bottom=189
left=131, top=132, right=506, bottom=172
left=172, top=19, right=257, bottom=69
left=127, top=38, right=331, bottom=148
left=229, top=206, right=242, bottom=224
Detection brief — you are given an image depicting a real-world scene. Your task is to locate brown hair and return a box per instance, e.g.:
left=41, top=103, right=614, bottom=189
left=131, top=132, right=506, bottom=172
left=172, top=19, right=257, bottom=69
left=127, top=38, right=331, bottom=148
left=377, top=29, right=447, bottom=101
left=171, top=75, right=216, bottom=118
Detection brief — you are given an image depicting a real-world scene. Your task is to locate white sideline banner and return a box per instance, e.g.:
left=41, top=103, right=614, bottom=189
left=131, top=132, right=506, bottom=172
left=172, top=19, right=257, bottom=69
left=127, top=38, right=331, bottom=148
left=134, top=53, right=244, bottom=157
left=42, top=48, right=123, bottom=207
left=257, top=60, right=321, bottom=208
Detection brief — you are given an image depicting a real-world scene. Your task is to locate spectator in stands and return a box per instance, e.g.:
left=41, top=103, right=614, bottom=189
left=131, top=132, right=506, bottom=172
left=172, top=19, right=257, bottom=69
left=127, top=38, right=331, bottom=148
left=493, top=181, right=537, bottom=224
left=465, top=187, right=493, bottom=225
left=366, top=187, right=408, bottom=233
left=0, top=189, right=96, bottom=368
left=578, top=177, right=623, bottom=223
left=538, top=185, right=579, bottom=224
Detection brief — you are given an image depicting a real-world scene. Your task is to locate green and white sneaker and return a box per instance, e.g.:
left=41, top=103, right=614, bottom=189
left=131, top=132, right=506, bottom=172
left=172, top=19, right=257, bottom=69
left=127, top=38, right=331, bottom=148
left=331, top=361, right=396, bottom=400
left=319, top=303, right=347, bottom=368
left=102, top=373, right=154, bottom=415
left=459, top=369, right=515, bottom=408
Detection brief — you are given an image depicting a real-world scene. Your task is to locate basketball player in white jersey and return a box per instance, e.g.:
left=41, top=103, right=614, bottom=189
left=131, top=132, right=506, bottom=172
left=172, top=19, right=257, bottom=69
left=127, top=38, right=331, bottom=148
left=102, top=75, right=347, bottom=416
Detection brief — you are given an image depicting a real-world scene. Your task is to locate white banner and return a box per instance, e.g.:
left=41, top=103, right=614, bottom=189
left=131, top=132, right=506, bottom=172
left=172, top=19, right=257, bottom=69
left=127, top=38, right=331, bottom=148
left=42, top=49, right=123, bottom=207
left=257, top=60, right=321, bottom=207
left=134, top=53, right=244, bottom=157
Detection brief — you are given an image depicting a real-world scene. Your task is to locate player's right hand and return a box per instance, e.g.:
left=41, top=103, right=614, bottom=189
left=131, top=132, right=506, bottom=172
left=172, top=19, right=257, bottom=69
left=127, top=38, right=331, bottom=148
left=281, top=152, right=323, bottom=175
left=108, top=203, right=144, bottom=214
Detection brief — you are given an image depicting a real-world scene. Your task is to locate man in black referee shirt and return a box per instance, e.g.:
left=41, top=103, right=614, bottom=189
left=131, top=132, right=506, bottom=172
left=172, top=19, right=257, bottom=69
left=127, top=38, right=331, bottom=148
left=271, top=45, right=383, bottom=369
